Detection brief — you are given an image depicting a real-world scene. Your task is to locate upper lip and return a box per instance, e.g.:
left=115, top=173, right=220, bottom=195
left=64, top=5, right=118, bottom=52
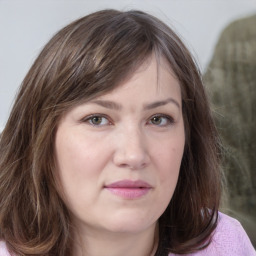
left=104, top=180, right=152, bottom=188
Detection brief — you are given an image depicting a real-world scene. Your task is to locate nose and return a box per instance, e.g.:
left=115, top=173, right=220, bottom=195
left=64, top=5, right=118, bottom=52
left=112, top=126, right=150, bottom=170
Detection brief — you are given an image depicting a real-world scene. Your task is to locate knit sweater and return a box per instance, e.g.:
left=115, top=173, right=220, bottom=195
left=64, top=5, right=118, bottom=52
left=169, top=212, right=256, bottom=255
left=0, top=213, right=255, bottom=255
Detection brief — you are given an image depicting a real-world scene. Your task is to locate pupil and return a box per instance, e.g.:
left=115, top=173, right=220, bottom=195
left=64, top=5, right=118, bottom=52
left=92, top=116, right=102, bottom=124
left=152, top=117, right=161, bottom=124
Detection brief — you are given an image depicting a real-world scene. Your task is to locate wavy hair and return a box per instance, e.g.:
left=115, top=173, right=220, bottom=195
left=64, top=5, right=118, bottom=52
left=0, top=9, right=221, bottom=255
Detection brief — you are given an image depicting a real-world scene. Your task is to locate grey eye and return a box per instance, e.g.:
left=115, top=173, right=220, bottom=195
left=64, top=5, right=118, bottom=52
left=83, top=115, right=110, bottom=126
left=90, top=116, right=103, bottom=125
left=149, top=115, right=174, bottom=126
left=151, top=116, right=162, bottom=125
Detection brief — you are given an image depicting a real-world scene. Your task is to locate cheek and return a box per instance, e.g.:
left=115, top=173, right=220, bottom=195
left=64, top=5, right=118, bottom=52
left=159, top=152, right=181, bottom=190
left=55, top=131, right=104, bottom=177
left=154, top=135, right=185, bottom=195
left=148, top=143, right=183, bottom=221
left=156, top=137, right=184, bottom=171
left=55, top=132, right=94, bottom=196
left=54, top=134, right=101, bottom=213
left=54, top=128, right=112, bottom=200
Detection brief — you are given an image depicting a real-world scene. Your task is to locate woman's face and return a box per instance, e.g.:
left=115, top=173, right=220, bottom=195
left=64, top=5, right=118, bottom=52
left=55, top=56, right=185, bottom=236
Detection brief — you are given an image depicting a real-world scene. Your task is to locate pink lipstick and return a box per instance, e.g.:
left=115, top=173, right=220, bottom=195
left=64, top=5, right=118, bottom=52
left=104, top=180, right=152, bottom=199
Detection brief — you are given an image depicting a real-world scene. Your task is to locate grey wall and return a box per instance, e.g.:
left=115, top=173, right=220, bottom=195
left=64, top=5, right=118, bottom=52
left=1, top=0, right=256, bottom=131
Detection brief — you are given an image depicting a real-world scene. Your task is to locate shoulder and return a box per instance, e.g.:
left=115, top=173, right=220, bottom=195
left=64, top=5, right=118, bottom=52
left=0, top=241, right=12, bottom=256
left=208, top=212, right=256, bottom=255
left=169, top=212, right=256, bottom=256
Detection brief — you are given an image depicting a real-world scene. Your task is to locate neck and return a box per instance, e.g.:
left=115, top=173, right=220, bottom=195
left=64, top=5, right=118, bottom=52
left=73, top=223, right=158, bottom=256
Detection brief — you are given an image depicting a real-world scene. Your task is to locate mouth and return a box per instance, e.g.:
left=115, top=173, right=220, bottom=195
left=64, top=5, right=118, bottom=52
left=104, top=180, right=152, bottom=199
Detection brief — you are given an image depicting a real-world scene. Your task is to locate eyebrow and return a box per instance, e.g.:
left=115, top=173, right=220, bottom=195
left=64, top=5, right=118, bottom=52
left=91, top=100, right=122, bottom=110
left=91, top=98, right=180, bottom=111
left=143, top=98, right=180, bottom=110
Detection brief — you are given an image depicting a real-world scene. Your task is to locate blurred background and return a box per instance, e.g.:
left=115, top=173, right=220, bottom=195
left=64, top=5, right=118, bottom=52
left=204, top=13, right=256, bottom=246
left=0, top=0, right=255, bottom=247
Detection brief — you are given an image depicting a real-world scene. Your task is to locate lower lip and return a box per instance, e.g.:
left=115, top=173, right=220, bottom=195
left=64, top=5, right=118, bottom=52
left=105, top=187, right=151, bottom=199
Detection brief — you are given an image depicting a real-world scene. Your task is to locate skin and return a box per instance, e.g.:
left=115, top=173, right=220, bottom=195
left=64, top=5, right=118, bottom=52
left=55, top=55, right=185, bottom=256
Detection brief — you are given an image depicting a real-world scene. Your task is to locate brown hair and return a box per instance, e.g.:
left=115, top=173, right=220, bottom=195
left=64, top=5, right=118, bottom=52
left=0, top=9, right=221, bottom=255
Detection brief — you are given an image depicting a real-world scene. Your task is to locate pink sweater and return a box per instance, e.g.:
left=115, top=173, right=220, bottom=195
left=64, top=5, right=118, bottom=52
left=169, top=212, right=256, bottom=256
left=0, top=213, right=255, bottom=255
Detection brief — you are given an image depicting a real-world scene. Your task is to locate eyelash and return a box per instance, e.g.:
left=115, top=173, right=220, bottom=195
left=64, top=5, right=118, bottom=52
left=148, top=114, right=174, bottom=126
left=81, top=114, right=174, bottom=127
left=81, top=114, right=112, bottom=126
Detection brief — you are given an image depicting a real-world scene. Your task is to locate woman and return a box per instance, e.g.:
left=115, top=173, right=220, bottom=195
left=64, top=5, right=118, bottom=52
left=0, top=9, right=255, bottom=256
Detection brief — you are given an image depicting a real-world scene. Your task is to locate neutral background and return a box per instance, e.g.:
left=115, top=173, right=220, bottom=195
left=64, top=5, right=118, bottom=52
left=1, top=0, right=256, bottom=131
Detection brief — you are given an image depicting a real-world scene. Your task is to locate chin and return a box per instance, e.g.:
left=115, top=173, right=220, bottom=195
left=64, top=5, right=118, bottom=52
left=102, top=211, right=158, bottom=234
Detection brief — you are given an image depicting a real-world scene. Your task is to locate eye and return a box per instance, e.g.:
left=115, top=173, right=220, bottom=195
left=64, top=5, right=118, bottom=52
left=82, top=115, right=111, bottom=126
left=148, top=114, right=174, bottom=126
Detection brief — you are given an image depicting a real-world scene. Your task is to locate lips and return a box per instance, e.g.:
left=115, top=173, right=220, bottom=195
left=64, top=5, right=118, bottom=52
left=104, top=180, right=152, bottom=199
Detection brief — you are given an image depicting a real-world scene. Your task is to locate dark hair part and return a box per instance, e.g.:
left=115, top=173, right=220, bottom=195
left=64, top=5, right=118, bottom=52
left=0, top=9, right=221, bottom=255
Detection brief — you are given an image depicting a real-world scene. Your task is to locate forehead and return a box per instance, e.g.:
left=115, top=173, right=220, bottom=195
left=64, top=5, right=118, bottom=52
left=60, top=54, right=181, bottom=114
left=93, top=55, right=181, bottom=104
left=116, top=55, right=178, bottom=89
